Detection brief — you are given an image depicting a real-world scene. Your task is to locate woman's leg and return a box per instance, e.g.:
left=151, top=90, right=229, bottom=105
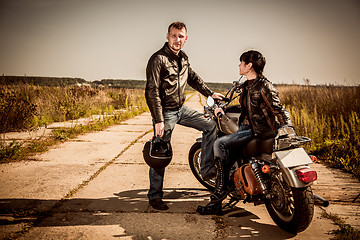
left=212, top=126, right=253, bottom=197
left=197, top=126, right=253, bottom=215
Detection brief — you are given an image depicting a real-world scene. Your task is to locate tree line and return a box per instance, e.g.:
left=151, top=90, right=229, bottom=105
left=1, top=76, right=233, bottom=92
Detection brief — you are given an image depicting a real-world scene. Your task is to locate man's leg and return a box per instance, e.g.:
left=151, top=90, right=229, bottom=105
left=148, top=167, right=165, bottom=201
left=147, top=110, right=178, bottom=208
left=177, top=105, right=217, bottom=179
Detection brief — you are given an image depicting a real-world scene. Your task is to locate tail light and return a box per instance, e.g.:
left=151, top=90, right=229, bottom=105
left=296, top=168, right=317, bottom=183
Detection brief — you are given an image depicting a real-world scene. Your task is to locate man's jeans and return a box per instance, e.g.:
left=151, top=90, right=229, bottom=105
left=148, top=105, right=217, bottom=201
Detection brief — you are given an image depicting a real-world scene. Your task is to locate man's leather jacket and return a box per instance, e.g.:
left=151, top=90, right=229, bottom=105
left=236, top=76, right=292, bottom=137
left=145, top=43, right=213, bottom=123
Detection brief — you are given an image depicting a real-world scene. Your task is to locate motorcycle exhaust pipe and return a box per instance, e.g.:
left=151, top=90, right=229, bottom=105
left=313, top=193, right=329, bottom=207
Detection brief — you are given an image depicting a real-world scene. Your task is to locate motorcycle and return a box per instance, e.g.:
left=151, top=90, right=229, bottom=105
left=189, top=80, right=327, bottom=234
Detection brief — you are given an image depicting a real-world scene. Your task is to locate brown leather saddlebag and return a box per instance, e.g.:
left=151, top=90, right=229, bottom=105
left=233, top=169, right=245, bottom=199
left=233, top=164, right=262, bottom=196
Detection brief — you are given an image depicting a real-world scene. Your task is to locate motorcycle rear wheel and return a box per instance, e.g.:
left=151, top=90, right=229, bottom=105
left=265, top=173, right=314, bottom=234
left=188, top=142, right=215, bottom=191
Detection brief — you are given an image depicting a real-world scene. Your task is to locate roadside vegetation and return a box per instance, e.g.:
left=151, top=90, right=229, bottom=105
left=321, top=211, right=360, bottom=240
left=277, top=85, right=360, bottom=180
left=0, top=83, right=148, bottom=163
left=1, top=79, right=359, bottom=181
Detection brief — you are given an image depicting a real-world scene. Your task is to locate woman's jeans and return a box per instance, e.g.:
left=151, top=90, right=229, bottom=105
left=213, top=124, right=253, bottom=161
left=148, top=105, right=217, bottom=201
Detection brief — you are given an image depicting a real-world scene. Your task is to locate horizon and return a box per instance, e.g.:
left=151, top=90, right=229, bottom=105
left=2, top=75, right=359, bottom=87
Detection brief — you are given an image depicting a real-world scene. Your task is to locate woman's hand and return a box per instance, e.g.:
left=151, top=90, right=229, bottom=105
left=214, top=107, right=225, bottom=117
left=211, top=92, right=225, bottom=100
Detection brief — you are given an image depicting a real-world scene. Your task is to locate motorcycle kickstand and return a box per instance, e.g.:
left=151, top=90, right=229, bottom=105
left=223, top=197, right=240, bottom=209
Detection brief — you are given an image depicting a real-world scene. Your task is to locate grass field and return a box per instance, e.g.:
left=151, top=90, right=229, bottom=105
left=277, top=85, right=360, bottom=179
left=0, top=84, right=147, bottom=132
left=1, top=82, right=359, bottom=179
left=0, top=84, right=148, bottom=162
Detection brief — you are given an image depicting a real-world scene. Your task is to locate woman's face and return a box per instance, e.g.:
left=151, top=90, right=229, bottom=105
left=239, top=61, right=252, bottom=76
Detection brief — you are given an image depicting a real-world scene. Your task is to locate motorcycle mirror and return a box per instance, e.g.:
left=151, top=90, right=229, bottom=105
left=206, top=96, right=215, bottom=107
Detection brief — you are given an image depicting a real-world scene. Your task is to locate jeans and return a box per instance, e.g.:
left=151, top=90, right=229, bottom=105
left=213, top=124, right=253, bottom=161
left=148, top=105, right=217, bottom=200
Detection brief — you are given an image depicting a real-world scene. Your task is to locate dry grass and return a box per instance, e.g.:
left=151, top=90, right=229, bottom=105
left=321, top=211, right=360, bottom=240
left=0, top=84, right=148, bottom=162
left=1, top=83, right=359, bottom=179
left=0, top=84, right=147, bottom=132
left=277, top=85, right=360, bottom=179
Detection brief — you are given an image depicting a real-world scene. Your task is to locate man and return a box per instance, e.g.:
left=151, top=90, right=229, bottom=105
left=145, top=22, right=224, bottom=210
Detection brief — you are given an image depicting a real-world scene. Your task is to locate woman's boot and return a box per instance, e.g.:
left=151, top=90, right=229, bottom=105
left=196, top=201, right=222, bottom=215
left=196, top=158, right=230, bottom=215
left=210, top=157, right=230, bottom=203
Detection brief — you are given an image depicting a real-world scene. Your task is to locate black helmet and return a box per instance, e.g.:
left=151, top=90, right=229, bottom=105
left=143, top=136, right=172, bottom=169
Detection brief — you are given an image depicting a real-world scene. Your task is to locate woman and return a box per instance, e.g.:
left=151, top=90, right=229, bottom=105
left=196, top=50, right=293, bottom=215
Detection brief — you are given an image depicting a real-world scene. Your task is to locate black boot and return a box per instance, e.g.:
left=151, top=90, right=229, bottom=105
left=196, top=202, right=222, bottom=215
left=196, top=158, right=230, bottom=215
left=210, top=157, right=230, bottom=203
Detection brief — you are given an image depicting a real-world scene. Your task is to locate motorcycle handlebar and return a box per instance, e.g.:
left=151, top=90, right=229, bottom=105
left=222, top=97, right=230, bottom=103
left=214, top=97, right=230, bottom=105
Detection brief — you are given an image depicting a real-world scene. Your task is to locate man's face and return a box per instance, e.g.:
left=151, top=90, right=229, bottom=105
left=166, top=27, right=188, bottom=54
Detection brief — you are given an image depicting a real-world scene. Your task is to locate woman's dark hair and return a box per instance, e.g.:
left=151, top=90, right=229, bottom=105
left=240, top=50, right=266, bottom=76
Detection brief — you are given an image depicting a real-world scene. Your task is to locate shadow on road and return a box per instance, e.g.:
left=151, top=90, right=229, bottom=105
left=1, top=188, right=295, bottom=239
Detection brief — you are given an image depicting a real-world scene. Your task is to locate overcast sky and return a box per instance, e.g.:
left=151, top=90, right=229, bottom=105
left=0, top=0, right=359, bottom=85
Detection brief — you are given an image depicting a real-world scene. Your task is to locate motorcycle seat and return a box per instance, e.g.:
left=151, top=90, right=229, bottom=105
left=242, top=136, right=275, bottom=158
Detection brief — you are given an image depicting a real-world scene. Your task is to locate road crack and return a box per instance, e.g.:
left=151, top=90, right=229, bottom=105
left=6, top=129, right=152, bottom=240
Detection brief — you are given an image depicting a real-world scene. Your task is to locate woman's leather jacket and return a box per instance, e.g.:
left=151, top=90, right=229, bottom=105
left=236, top=76, right=292, bottom=137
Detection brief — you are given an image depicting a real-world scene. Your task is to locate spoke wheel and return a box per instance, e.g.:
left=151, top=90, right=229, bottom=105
left=266, top=172, right=314, bottom=234
left=188, top=142, right=215, bottom=190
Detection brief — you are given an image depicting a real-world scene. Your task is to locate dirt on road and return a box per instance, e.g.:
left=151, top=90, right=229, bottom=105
left=0, top=93, right=359, bottom=240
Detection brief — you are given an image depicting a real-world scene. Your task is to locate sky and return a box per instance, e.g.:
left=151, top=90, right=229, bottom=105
left=0, top=0, right=359, bottom=85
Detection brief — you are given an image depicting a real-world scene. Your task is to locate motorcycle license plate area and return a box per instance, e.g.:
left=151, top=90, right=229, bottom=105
left=275, top=148, right=313, bottom=168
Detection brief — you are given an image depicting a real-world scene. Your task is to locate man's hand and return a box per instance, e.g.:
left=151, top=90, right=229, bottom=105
left=155, top=122, right=165, bottom=137
left=211, top=92, right=225, bottom=100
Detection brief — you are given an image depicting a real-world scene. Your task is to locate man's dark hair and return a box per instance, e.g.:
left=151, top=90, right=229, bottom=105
left=168, top=22, right=187, bottom=33
left=240, top=50, right=266, bottom=76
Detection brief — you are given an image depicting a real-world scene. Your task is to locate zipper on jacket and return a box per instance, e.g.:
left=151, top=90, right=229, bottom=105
left=177, top=57, right=182, bottom=109
left=246, top=85, right=256, bottom=135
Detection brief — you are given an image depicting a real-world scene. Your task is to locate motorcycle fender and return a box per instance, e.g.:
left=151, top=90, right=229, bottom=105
left=275, top=148, right=313, bottom=168
left=275, top=148, right=314, bottom=188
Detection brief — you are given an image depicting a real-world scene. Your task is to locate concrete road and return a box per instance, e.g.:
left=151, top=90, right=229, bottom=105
left=1, top=93, right=358, bottom=239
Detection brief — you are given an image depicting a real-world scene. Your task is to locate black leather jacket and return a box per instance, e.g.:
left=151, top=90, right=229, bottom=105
left=145, top=43, right=213, bottom=123
left=236, top=76, right=292, bottom=137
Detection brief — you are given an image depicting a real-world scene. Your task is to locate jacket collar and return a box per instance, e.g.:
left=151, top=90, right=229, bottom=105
left=244, top=75, right=265, bottom=89
left=163, top=42, right=188, bottom=61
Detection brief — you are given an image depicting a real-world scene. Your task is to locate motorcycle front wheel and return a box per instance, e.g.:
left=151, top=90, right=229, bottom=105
left=265, top=173, right=315, bottom=234
left=188, top=142, right=215, bottom=191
